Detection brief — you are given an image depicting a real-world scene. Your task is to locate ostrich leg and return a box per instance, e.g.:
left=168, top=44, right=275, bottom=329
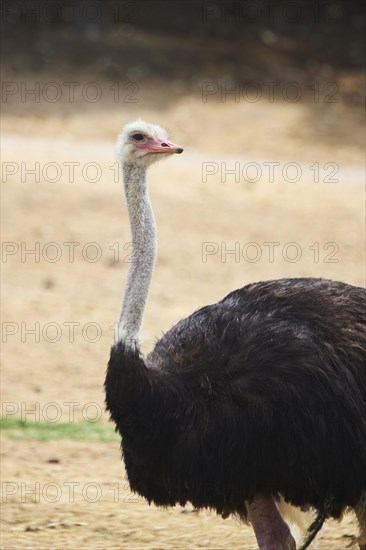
left=246, top=495, right=296, bottom=550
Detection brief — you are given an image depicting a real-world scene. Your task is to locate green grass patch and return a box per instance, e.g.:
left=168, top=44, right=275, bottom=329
left=0, top=418, right=120, bottom=443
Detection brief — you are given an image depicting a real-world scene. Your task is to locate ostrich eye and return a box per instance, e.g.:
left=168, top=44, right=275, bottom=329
left=132, top=133, right=144, bottom=141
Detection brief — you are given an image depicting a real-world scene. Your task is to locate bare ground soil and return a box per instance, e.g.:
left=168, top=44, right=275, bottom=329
left=1, top=86, right=365, bottom=549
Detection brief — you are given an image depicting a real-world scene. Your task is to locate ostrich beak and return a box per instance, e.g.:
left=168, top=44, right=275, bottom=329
left=140, top=140, right=184, bottom=155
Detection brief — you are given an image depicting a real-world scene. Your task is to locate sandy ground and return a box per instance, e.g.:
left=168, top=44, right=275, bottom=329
left=0, top=439, right=360, bottom=550
left=1, top=87, right=365, bottom=549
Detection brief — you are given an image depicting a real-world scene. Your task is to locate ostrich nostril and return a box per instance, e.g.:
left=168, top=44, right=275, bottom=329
left=161, top=143, right=169, bottom=148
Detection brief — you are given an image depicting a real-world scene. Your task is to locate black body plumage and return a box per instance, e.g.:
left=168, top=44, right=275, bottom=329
left=105, top=277, right=366, bottom=521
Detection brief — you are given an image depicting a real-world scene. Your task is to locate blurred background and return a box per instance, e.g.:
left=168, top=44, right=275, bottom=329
left=1, top=1, right=365, bottom=548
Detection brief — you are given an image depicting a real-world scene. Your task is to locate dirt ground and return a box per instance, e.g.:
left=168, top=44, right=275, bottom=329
left=1, top=76, right=365, bottom=549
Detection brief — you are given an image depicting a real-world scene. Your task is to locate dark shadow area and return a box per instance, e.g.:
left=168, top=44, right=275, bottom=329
left=1, top=0, right=365, bottom=106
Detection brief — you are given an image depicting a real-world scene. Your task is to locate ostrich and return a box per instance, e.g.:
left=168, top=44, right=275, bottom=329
left=105, top=119, right=366, bottom=550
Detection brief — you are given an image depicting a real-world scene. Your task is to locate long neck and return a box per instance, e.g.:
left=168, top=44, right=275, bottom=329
left=117, top=162, right=157, bottom=349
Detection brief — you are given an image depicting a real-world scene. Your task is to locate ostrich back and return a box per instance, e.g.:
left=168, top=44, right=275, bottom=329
left=106, top=277, right=366, bottom=519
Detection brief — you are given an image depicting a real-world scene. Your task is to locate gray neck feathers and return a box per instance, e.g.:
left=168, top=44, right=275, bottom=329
left=117, top=163, right=157, bottom=349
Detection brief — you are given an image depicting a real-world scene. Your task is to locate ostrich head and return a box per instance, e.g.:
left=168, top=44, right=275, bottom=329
left=116, top=119, right=184, bottom=168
